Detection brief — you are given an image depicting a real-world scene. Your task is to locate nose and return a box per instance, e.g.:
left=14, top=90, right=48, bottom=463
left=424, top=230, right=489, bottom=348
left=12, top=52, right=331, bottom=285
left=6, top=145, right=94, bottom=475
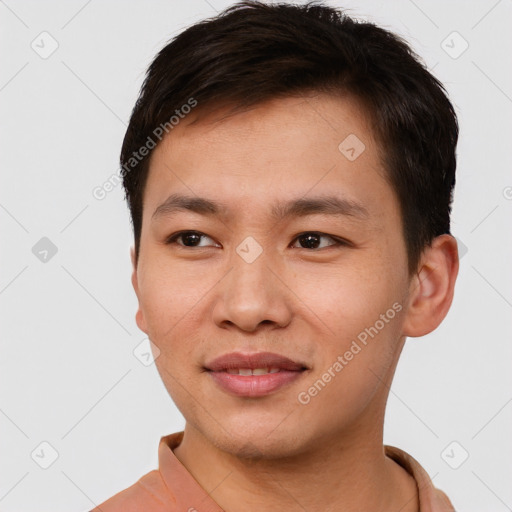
left=211, top=248, right=293, bottom=333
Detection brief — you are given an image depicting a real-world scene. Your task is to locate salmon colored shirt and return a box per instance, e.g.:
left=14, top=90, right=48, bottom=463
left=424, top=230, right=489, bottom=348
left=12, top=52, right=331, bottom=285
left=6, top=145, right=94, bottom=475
left=91, top=432, right=454, bottom=512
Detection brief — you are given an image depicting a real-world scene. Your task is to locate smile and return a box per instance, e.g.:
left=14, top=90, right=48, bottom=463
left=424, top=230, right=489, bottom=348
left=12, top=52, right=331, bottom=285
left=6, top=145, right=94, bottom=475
left=205, top=351, right=308, bottom=397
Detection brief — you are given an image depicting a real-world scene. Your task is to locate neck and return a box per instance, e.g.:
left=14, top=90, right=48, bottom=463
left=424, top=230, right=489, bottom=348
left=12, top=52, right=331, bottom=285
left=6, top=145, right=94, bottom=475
left=173, top=419, right=418, bottom=512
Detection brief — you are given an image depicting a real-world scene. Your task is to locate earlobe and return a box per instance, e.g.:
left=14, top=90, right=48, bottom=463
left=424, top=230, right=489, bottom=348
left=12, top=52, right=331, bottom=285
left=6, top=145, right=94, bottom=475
left=402, top=234, right=459, bottom=338
left=130, top=246, right=148, bottom=334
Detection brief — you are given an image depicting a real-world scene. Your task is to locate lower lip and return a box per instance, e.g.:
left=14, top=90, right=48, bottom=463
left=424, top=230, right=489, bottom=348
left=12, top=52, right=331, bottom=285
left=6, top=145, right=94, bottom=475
left=208, top=370, right=305, bottom=397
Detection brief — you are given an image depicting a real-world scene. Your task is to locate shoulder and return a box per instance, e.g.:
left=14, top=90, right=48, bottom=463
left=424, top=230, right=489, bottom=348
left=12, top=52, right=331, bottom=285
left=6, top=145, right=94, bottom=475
left=89, top=469, right=177, bottom=512
left=385, top=445, right=455, bottom=512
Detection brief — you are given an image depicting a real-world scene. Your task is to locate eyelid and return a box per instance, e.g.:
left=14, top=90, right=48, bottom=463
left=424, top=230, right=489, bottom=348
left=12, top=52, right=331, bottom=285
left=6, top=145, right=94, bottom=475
left=165, top=230, right=352, bottom=249
left=290, top=231, right=352, bottom=249
left=165, top=230, right=220, bottom=247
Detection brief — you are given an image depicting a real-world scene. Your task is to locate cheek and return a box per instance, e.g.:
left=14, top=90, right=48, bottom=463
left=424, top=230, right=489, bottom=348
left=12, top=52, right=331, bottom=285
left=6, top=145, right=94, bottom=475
left=138, top=258, right=217, bottom=339
left=297, top=259, right=406, bottom=387
left=295, top=304, right=405, bottom=431
left=295, top=256, right=403, bottom=333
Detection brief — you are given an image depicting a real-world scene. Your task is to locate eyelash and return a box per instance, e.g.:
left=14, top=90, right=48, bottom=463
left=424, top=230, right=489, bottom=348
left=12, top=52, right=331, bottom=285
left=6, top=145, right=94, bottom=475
left=164, top=230, right=351, bottom=250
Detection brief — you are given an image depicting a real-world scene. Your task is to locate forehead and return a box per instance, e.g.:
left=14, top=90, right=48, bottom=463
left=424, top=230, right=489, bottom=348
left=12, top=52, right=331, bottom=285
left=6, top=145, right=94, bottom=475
left=143, top=94, right=397, bottom=226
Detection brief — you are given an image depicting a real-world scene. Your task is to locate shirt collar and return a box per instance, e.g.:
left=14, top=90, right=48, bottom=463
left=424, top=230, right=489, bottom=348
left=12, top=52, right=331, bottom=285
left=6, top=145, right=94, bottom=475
left=157, top=432, right=454, bottom=512
left=158, top=431, right=225, bottom=512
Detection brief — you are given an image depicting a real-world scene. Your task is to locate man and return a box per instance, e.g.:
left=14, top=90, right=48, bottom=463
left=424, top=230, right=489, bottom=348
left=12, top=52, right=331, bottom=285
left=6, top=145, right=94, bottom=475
left=93, top=1, right=459, bottom=510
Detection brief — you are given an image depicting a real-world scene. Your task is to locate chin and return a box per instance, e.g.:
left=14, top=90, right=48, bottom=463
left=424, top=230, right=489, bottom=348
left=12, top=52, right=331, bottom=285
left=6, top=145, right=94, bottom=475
left=205, top=415, right=310, bottom=460
left=219, top=433, right=303, bottom=460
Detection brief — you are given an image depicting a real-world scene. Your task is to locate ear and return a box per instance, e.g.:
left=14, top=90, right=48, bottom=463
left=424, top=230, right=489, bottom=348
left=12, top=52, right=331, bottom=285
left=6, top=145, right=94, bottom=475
left=402, top=234, right=459, bottom=338
left=131, top=246, right=148, bottom=334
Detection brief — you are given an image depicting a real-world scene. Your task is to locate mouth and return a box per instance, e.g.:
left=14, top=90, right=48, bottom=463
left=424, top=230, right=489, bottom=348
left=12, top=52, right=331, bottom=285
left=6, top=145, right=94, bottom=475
left=224, top=367, right=283, bottom=375
left=204, top=351, right=308, bottom=398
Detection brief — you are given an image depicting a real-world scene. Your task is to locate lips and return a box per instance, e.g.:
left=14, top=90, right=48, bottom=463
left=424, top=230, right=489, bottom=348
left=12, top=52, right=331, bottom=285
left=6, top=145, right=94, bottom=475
left=205, top=351, right=307, bottom=398
left=205, top=351, right=306, bottom=372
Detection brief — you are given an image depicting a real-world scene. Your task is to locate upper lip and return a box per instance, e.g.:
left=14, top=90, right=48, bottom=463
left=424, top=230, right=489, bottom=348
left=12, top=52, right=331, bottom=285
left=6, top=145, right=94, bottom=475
left=205, top=351, right=307, bottom=372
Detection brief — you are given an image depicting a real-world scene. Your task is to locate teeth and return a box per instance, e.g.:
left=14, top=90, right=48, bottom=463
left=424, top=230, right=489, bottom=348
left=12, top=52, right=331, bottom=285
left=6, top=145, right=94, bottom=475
left=225, top=367, right=281, bottom=375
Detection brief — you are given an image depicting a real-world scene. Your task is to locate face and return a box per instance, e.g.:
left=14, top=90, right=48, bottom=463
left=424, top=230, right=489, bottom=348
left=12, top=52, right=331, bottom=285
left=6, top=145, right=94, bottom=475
left=132, top=94, right=413, bottom=459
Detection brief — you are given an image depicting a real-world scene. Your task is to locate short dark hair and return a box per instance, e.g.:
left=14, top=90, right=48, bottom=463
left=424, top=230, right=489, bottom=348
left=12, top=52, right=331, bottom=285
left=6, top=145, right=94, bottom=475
left=121, top=0, right=458, bottom=274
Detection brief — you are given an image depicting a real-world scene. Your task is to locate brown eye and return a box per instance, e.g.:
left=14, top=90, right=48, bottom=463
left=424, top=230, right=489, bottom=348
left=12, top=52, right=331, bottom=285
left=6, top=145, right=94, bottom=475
left=166, top=231, right=219, bottom=247
left=292, top=232, right=348, bottom=249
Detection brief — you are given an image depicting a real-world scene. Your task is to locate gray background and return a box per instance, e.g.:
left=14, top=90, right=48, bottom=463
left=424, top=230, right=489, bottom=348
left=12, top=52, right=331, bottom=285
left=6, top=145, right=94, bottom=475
left=1, top=0, right=511, bottom=510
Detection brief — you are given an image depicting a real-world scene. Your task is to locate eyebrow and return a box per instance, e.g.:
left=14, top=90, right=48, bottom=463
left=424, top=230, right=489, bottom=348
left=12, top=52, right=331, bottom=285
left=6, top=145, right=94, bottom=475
left=152, top=193, right=369, bottom=221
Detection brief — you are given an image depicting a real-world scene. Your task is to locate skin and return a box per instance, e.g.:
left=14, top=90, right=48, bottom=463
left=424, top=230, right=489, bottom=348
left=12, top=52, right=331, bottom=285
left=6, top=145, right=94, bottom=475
left=130, top=93, right=459, bottom=512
